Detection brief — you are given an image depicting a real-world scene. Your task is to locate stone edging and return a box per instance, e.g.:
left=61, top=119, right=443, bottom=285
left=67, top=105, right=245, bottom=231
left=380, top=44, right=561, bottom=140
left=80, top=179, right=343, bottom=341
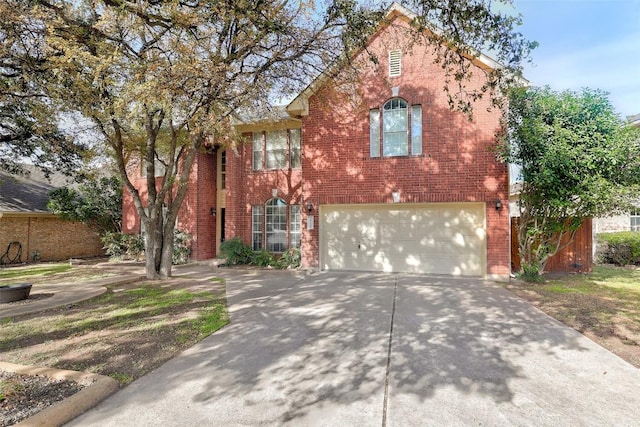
left=0, top=361, right=118, bottom=427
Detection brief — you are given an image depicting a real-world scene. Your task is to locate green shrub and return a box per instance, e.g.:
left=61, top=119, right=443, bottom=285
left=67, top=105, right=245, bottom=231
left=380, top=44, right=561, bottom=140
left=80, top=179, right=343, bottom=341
left=101, top=232, right=126, bottom=258
left=518, top=262, right=544, bottom=283
left=124, top=233, right=145, bottom=259
left=253, top=250, right=276, bottom=267
left=101, top=232, right=144, bottom=260
left=219, top=237, right=253, bottom=265
left=172, top=230, right=192, bottom=265
left=277, top=247, right=301, bottom=269
left=598, top=232, right=640, bottom=266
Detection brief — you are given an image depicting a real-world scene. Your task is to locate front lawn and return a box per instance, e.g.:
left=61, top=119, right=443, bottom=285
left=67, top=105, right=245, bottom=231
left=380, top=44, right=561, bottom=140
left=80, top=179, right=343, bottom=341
left=506, top=265, right=640, bottom=368
left=0, top=262, right=113, bottom=286
left=0, top=277, right=229, bottom=385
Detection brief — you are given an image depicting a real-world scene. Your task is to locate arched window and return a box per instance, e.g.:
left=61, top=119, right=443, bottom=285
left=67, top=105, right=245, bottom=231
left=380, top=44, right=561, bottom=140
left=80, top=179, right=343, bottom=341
left=265, top=198, right=287, bottom=252
left=383, top=98, right=408, bottom=156
left=370, top=98, right=422, bottom=158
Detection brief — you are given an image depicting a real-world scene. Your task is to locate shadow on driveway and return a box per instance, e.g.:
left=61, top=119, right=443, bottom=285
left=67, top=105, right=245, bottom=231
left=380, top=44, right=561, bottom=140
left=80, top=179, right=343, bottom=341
left=69, top=271, right=640, bottom=426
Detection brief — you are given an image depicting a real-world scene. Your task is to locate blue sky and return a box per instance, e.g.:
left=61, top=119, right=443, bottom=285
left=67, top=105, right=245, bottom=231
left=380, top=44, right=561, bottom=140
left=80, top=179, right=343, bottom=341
left=512, top=0, right=640, bottom=118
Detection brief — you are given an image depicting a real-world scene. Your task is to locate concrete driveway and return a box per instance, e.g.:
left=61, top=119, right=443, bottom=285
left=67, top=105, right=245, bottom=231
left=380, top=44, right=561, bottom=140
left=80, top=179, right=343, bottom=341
left=68, top=270, right=640, bottom=426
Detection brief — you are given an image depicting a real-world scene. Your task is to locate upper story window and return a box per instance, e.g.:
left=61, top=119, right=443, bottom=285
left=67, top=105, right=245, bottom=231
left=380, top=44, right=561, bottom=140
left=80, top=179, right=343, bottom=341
left=389, top=50, right=402, bottom=77
left=266, top=130, right=287, bottom=169
left=370, top=98, right=422, bottom=158
left=252, top=128, right=301, bottom=171
left=220, top=150, right=226, bottom=190
left=383, top=98, right=408, bottom=156
left=290, top=129, right=301, bottom=169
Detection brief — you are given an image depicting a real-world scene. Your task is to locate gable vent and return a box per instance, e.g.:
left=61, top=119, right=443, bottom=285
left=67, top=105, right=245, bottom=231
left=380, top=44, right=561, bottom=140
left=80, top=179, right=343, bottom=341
left=389, top=50, right=402, bottom=77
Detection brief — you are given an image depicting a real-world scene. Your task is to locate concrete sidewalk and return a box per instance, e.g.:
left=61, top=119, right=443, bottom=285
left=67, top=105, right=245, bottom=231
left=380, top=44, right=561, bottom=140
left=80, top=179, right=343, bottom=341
left=68, top=271, right=640, bottom=426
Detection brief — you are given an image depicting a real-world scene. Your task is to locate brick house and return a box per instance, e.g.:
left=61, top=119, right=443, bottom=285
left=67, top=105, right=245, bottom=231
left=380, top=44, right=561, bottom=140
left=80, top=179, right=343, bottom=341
left=0, top=165, right=105, bottom=263
left=122, top=4, right=511, bottom=281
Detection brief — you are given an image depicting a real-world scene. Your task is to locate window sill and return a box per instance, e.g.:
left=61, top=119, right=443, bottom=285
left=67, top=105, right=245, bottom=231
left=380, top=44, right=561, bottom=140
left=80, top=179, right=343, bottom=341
left=251, top=167, right=302, bottom=172
left=367, top=154, right=428, bottom=160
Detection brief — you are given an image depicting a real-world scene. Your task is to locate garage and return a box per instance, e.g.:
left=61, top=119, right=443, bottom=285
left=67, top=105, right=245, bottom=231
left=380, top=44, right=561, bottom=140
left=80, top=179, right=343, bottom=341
left=320, top=203, right=486, bottom=276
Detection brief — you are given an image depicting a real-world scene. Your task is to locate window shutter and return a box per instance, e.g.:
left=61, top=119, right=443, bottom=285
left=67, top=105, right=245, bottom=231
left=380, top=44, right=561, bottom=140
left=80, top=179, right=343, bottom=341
left=389, top=50, right=401, bottom=77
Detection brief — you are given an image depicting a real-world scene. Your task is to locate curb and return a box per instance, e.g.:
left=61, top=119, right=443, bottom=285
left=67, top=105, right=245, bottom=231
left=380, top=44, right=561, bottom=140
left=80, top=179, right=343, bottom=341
left=0, top=361, right=118, bottom=427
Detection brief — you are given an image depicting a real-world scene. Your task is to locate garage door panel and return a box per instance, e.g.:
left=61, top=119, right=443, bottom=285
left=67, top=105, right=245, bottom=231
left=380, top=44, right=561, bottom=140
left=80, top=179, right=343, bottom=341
left=321, top=203, right=486, bottom=276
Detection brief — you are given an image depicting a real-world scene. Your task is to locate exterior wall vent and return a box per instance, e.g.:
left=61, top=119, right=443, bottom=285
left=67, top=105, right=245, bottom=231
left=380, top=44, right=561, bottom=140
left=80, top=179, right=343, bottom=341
left=389, top=50, right=402, bottom=77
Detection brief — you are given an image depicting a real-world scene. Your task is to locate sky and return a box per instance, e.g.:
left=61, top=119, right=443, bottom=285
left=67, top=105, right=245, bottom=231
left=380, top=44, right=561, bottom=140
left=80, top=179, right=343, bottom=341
left=512, top=0, right=640, bottom=118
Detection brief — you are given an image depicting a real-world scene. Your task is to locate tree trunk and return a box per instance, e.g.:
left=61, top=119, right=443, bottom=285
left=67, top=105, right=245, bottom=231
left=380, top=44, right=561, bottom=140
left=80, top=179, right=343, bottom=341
left=159, top=225, right=174, bottom=279
left=143, top=207, right=164, bottom=280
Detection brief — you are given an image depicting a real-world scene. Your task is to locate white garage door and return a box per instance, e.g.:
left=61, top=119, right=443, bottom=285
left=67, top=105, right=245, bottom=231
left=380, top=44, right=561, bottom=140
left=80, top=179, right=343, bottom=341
left=320, top=203, right=486, bottom=276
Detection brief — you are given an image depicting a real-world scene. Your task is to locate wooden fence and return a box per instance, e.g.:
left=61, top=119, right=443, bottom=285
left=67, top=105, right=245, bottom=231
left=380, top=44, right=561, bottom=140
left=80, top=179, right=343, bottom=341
left=511, top=217, right=593, bottom=273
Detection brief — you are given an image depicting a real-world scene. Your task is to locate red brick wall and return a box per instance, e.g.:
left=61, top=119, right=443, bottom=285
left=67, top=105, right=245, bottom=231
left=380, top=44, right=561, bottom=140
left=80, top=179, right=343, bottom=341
left=0, top=216, right=104, bottom=262
left=186, top=151, right=217, bottom=260
left=300, top=18, right=510, bottom=278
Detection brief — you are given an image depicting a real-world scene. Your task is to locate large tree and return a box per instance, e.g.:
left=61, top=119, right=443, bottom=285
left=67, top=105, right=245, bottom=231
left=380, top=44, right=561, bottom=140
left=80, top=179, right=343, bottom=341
left=0, top=0, right=86, bottom=177
left=500, top=86, right=640, bottom=278
left=16, top=0, right=535, bottom=279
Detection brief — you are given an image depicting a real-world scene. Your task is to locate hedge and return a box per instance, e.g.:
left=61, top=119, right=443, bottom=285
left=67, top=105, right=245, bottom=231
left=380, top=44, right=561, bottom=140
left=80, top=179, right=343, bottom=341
left=597, top=232, right=640, bottom=266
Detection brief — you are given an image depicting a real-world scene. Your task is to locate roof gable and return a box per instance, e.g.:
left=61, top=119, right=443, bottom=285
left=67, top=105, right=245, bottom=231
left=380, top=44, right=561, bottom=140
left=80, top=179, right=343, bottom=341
left=286, top=2, right=504, bottom=117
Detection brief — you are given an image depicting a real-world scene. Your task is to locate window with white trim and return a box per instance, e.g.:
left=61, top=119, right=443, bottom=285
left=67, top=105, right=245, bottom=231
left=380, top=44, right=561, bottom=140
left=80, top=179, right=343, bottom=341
left=289, top=205, right=301, bottom=248
left=383, top=98, right=408, bottom=156
left=252, top=205, right=263, bottom=250
left=631, top=209, right=640, bottom=232
left=220, top=150, right=226, bottom=190
left=266, top=130, right=287, bottom=169
left=290, top=129, right=301, bottom=169
left=252, top=129, right=301, bottom=170
left=370, top=99, right=422, bottom=158
left=252, top=133, right=263, bottom=170
left=252, top=199, right=301, bottom=252
left=369, top=109, right=380, bottom=158
left=411, top=105, right=422, bottom=155
left=266, top=198, right=287, bottom=252
left=389, top=50, right=402, bottom=77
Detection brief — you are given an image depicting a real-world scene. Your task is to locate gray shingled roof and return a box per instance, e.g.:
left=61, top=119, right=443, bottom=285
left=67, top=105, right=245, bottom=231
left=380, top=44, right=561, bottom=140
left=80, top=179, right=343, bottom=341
left=233, top=105, right=291, bottom=125
left=0, top=165, right=74, bottom=213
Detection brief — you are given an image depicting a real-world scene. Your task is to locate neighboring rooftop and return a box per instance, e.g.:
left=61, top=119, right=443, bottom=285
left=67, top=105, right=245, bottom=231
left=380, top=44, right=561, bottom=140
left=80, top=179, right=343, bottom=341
left=628, top=113, right=640, bottom=128
left=0, top=165, right=74, bottom=214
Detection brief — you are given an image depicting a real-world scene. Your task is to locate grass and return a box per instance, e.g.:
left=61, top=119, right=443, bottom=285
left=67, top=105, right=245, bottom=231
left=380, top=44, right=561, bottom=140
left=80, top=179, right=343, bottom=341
left=0, top=263, right=72, bottom=280
left=0, top=262, right=114, bottom=287
left=0, top=278, right=229, bottom=387
left=506, top=265, right=640, bottom=367
left=0, top=378, right=24, bottom=402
